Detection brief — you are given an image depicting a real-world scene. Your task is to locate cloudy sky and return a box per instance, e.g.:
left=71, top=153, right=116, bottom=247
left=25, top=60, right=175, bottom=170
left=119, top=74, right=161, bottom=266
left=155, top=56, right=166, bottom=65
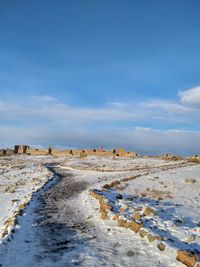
left=0, top=0, right=200, bottom=155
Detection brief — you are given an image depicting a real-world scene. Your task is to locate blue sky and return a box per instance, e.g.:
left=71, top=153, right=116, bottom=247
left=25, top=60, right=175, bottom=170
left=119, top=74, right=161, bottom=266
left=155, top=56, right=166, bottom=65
left=0, top=0, right=200, bottom=155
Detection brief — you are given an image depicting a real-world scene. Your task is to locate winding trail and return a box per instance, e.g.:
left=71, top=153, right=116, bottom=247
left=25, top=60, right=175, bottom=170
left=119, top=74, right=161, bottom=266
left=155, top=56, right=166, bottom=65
left=0, top=164, right=94, bottom=267
left=0, top=160, right=191, bottom=267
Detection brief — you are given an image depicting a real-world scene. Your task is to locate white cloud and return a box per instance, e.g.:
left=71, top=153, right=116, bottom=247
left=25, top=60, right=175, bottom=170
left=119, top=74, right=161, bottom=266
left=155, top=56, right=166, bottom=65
left=1, top=89, right=200, bottom=155
left=140, top=100, right=192, bottom=113
left=1, top=93, right=197, bottom=126
left=179, top=86, right=200, bottom=108
left=0, top=97, right=141, bottom=123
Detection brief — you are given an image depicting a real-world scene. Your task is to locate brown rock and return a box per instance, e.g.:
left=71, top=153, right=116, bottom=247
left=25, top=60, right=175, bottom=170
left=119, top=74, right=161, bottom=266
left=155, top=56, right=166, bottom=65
left=185, top=178, right=196, bottom=184
left=112, top=214, right=120, bottom=221
left=118, top=219, right=127, bottom=227
left=135, top=207, right=142, bottom=212
left=115, top=185, right=126, bottom=190
left=110, top=180, right=121, bottom=187
left=90, top=191, right=104, bottom=201
left=157, top=243, right=166, bottom=251
left=101, top=211, right=109, bottom=220
left=143, top=207, right=157, bottom=216
left=0, top=229, right=8, bottom=238
left=132, top=213, right=142, bottom=220
left=147, top=234, right=162, bottom=242
left=186, top=235, right=196, bottom=244
left=176, top=250, right=198, bottom=267
left=18, top=203, right=26, bottom=209
left=120, top=207, right=126, bottom=213
left=99, top=201, right=112, bottom=212
left=124, top=222, right=131, bottom=228
left=147, top=234, right=156, bottom=242
left=102, top=184, right=111, bottom=190
left=130, top=221, right=143, bottom=233
left=139, top=229, right=148, bottom=238
left=4, top=217, right=17, bottom=227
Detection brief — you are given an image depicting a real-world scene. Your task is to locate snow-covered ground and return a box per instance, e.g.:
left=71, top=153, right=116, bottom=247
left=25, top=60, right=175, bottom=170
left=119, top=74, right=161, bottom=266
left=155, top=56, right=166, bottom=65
left=0, top=155, right=199, bottom=266
left=59, top=155, right=185, bottom=172
left=0, top=155, right=55, bottom=239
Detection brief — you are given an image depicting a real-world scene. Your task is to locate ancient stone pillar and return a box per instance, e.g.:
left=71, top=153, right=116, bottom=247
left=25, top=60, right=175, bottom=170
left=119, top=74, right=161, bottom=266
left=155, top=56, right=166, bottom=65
left=48, top=147, right=52, bottom=154
left=14, top=145, right=19, bottom=154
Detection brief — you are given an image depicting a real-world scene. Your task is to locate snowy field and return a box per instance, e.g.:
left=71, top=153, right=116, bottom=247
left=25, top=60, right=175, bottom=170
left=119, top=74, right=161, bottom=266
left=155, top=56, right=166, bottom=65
left=0, top=155, right=199, bottom=267
left=0, top=155, right=55, bottom=239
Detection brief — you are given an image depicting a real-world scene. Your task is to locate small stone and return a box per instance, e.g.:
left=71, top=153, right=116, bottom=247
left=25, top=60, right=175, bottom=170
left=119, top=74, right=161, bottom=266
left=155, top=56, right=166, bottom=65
left=127, top=251, right=135, bottom=257
left=120, top=207, right=126, bottom=213
left=124, top=222, right=131, bottom=228
left=135, top=207, right=142, bottom=212
left=0, top=230, right=8, bottom=238
left=11, top=199, right=19, bottom=203
left=19, top=203, right=26, bottom=209
left=132, top=213, right=142, bottom=220
left=118, top=219, right=127, bottom=227
left=147, top=234, right=162, bottom=242
left=143, top=207, right=157, bottom=216
left=99, top=201, right=112, bottom=212
left=101, top=211, right=109, bottom=220
left=157, top=243, right=166, bottom=251
left=130, top=221, right=143, bottom=233
left=112, top=214, right=120, bottom=221
left=185, top=178, right=196, bottom=184
left=186, top=235, right=196, bottom=244
left=113, top=242, right=121, bottom=247
left=115, top=185, right=126, bottom=190
left=139, top=229, right=148, bottom=238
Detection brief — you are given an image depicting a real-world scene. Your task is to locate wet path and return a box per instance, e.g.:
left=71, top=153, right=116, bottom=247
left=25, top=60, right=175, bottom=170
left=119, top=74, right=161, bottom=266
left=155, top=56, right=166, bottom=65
left=35, top=165, right=92, bottom=265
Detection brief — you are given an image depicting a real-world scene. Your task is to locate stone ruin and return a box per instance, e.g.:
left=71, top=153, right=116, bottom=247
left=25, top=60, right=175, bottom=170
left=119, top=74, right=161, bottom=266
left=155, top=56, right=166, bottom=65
left=14, top=145, right=30, bottom=154
left=80, top=150, right=87, bottom=158
left=0, top=145, right=139, bottom=158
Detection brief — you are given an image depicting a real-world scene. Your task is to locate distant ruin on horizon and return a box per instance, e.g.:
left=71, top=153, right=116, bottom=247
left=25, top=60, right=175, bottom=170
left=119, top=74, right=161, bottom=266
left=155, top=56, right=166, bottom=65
left=0, top=145, right=138, bottom=158
left=0, top=145, right=199, bottom=163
